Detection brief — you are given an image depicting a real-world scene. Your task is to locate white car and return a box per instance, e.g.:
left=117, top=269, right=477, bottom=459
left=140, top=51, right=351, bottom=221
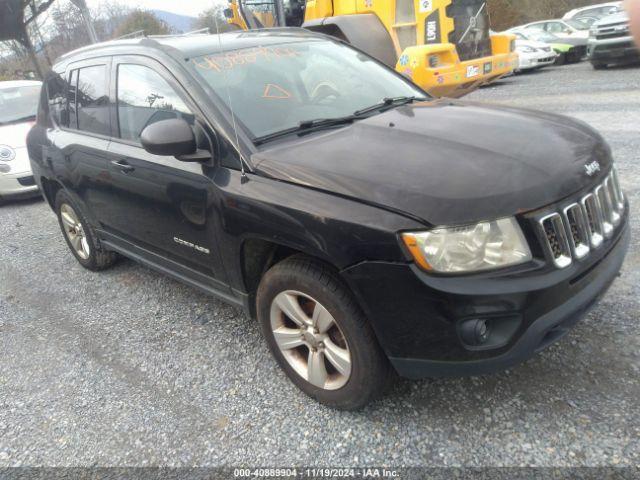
left=514, top=39, right=558, bottom=72
left=0, top=80, right=41, bottom=203
left=563, top=2, right=622, bottom=23
left=520, top=19, right=591, bottom=40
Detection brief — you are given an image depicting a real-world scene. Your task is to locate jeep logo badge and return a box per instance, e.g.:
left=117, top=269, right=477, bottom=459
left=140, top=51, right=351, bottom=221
left=584, top=161, right=601, bottom=177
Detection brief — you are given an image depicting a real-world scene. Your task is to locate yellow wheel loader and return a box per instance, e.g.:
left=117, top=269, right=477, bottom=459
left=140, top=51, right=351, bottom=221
left=225, top=0, right=518, bottom=98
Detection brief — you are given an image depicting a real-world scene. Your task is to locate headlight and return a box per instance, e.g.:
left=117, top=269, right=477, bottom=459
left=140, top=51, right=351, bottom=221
left=401, top=217, right=532, bottom=273
left=517, top=46, right=537, bottom=53
left=0, top=145, right=16, bottom=162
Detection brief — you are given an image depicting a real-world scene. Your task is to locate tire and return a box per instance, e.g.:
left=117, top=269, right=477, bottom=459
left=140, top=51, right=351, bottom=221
left=555, top=53, right=566, bottom=66
left=55, top=190, right=117, bottom=271
left=592, top=62, right=607, bottom=70
left=256, top=255, right=394, bottom=410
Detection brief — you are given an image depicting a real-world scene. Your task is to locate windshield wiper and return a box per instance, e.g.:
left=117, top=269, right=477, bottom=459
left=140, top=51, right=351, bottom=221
left=253, top=96, right=426, bottom=146
left=353, top=96, right=424, bottom=117
left=253, top=115, right=358, bottom=146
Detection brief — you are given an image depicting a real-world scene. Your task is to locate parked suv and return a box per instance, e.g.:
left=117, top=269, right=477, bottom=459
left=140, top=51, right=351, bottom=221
left=588, top=11, right=640, bottom=69
left=28, top=30, right=629, bottom=409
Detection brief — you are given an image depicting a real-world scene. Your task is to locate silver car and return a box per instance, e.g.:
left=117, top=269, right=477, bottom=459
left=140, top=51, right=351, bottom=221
left=588, top=11, right=639, bottom=69
left=0, top=80, right=42, bottom=203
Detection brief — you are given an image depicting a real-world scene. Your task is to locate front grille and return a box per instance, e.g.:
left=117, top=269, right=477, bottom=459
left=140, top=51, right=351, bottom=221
left=446, top=0, right=492, bottom=61
left=538, top=169, right=625, bottom=268
left=571, top=46, right=587, bottom=57
left=596, top=31, right=629, bottom=40
left=595, top=23, right=630, bottom=40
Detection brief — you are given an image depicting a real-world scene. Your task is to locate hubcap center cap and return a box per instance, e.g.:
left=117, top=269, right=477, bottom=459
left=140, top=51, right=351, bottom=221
left=302, top=327, right=321, bottom=347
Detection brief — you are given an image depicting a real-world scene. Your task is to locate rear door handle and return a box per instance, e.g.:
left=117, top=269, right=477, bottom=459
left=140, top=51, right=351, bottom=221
left=111, top=159, right=135, bottom=174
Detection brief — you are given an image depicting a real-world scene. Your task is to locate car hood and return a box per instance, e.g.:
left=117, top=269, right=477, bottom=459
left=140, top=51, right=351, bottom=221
left=516, top=39, right=553, bottom=50
left=556, top=36, right=588, bottom=46
left=0, top=121, right=33, bottom=149
left=252, top=100, right=612, bottom=226
left=594, top=11, right=629, bottom=27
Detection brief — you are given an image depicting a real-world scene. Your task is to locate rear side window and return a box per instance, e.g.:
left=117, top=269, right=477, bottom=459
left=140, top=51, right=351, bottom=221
left=76, top=65, right=110, bottom=136
left=116, top=64, right=192, bottom=142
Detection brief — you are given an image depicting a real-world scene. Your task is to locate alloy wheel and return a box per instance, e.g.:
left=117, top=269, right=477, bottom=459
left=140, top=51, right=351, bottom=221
left=60, top=203, right=91, bottom=260
left=270, top=290, right=352, bottom=390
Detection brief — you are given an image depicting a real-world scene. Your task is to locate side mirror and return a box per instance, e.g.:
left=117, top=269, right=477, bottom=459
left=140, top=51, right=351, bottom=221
left=223, top=8, right=234, bottom=19
left=140, top=118, right=213, bottom=163
left=141, top=118, right=196, bottom=157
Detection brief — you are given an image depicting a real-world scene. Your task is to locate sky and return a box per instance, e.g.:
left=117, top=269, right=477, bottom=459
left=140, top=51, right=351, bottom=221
left=85, top=0, right=226, bottom=17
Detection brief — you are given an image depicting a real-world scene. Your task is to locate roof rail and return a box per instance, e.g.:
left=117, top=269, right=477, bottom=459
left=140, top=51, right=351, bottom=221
left=114, top=29, right=146, bottom=40
left=147, top=28, right=213, bottom=38
left=183, top=27, right=210, bottom=35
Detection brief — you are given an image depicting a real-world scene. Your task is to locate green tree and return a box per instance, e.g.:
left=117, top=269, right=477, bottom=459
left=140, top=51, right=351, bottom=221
left=113, top=10, right=171, bottom=38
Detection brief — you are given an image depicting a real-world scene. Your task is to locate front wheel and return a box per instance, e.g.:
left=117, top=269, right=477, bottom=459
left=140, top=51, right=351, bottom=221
left=256, top=256, right=393, bottom=410
left=592, top=62, right=607, bottom=70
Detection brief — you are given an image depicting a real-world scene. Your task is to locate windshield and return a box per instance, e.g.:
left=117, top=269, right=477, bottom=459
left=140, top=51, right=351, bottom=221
left=527, top=31, right=560, bottom=42
left=190, top=38, right=426, bottom=139
left=565, top=18, right=590, bottom=30
left=0, top=84, right=41, bottom=125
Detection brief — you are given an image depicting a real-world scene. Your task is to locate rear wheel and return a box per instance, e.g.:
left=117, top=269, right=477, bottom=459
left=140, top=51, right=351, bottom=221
left=256, top=255, right=393, bottom=410
left=55, top=190, right=117, bottom=271
left=592, top=62, right=607, bottom=70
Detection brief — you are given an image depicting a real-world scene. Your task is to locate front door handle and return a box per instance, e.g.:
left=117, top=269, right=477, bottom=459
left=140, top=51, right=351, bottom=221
left=111, top=159, right=135, bottom=174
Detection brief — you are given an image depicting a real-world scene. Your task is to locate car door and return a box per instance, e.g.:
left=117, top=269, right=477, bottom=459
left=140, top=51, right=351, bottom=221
left=103, top=56, right=230, bottom=291
left=51, top=59, right=114, bottom=224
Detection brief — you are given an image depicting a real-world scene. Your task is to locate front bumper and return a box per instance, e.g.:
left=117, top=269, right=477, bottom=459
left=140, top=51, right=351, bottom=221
left=588, top=36, right=640, bottom=63
left=0, top=146, right=40, bottom=200
left=519, top=52, right=558, bottom=70
left=397, top=42, right=518, bottom=98
left=342, top=210, right=629, bottom=379
left=0, top=171, right=39, bottom=200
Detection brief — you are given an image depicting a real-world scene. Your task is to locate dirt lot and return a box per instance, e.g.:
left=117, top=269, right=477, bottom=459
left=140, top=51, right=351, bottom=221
left=1, top=61, right=639, bottom=467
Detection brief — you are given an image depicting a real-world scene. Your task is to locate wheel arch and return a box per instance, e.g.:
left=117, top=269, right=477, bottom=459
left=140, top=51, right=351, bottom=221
left=239, top=237, right=347, bottom=318
left=39, top=176, right=62, bottom=210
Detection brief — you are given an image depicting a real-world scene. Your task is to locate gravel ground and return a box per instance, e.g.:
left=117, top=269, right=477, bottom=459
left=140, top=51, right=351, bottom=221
left=1, top=61, right=639, bottom=468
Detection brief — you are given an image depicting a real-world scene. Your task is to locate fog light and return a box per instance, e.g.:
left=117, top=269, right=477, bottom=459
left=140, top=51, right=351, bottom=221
left=460, top=319, right=491, bottom=346
left=0, top=163, right=10, bottom=173
left=428, top=55, right=439, bottom=68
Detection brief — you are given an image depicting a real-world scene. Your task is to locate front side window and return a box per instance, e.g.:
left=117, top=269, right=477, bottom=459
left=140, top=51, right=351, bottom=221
left=546, top=22, right=566, bottom=34
left=190, top=38, right=425, bottom=139
left=68, top=65, right=110, bottom=136
left=116, top=64, right=193, bottom=142
left=0, top=84, right=41, bottom=126
left=525, top=23, right=545, bottom=31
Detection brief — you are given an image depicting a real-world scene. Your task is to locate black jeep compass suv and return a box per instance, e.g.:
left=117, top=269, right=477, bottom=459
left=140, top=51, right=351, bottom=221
left=27, top=30, right=629, bottom=409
